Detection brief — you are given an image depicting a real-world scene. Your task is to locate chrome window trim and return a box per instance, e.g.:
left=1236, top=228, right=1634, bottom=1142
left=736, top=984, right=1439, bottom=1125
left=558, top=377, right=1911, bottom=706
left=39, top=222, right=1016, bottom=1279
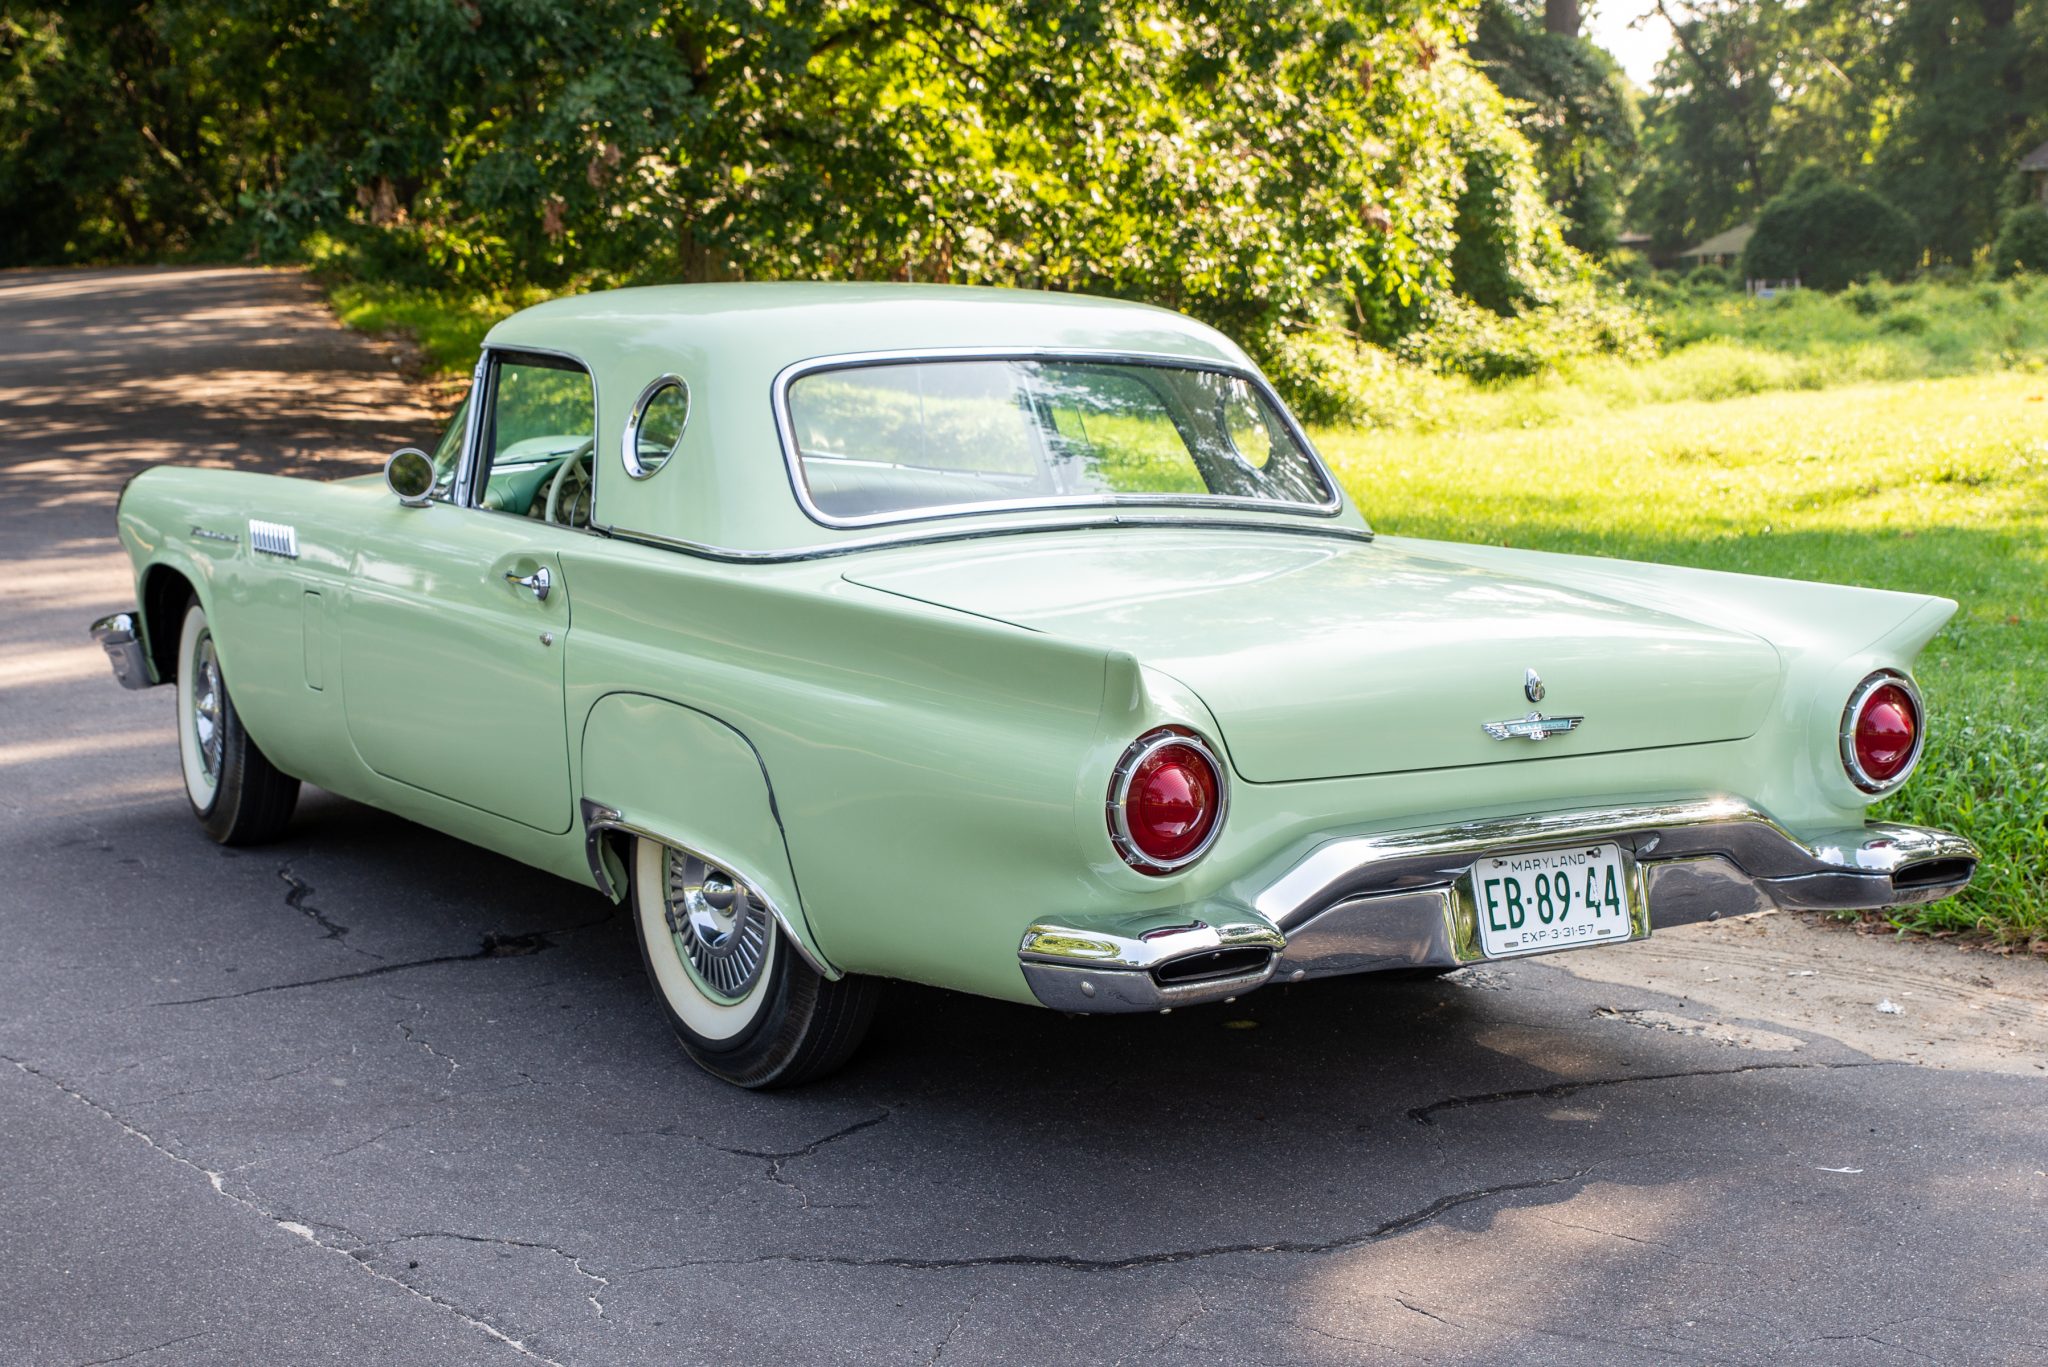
left=1105, top=727, right=1230, bottom=875
left=622, top=372, right=690, bottom=480
left=450, top=354, right=489, bottom=508
left=597, top=513, right=1374, bottom=565
left=771, top=347, right=1349, bottom=532
left=1839, top=669, right=1926, bottom=794
left=457, top=343, right=605, bottom=533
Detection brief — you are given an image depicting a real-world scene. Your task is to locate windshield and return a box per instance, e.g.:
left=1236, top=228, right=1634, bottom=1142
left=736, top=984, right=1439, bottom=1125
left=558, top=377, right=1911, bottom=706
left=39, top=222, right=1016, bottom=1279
left=783, top=357, right=1336, bottom=524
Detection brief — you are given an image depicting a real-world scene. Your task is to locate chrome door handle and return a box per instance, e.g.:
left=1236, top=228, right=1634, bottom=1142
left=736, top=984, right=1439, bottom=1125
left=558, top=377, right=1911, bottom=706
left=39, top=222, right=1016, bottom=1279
left=504, top=565, right=551, bottom=601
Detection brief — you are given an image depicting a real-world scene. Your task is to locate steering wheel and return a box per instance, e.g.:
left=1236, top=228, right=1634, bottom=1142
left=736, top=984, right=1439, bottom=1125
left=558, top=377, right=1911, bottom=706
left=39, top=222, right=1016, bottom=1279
left=545, top=440, right=595, bottom=527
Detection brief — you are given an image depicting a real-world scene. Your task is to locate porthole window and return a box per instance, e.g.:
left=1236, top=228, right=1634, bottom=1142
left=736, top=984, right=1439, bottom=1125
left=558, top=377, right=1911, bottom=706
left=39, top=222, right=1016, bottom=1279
left=623, top=374, right=691, bottom=478
left=1221, top=377, right=1275, bottom=469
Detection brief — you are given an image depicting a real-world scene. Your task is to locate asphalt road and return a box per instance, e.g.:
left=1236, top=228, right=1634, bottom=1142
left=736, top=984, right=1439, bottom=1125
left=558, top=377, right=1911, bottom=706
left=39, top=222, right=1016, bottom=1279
left=2, top=267, right=2043, bottom=1367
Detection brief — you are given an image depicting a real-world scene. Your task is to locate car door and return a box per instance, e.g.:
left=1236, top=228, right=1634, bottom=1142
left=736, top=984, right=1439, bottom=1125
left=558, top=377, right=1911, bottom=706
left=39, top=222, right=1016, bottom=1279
left=339, top=347, right=596, bottom=835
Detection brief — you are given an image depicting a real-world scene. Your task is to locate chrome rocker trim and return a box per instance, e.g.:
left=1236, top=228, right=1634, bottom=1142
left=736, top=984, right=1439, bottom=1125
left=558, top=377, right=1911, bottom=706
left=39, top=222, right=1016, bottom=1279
left=89, top=613, right=156, bottom=690
left=1019, top=798, right=1977, bottom=1014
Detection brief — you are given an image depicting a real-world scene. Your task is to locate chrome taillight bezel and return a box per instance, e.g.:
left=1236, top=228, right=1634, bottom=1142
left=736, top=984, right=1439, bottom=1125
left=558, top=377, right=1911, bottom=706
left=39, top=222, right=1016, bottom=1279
left=1106, top=727, right=1229, bottom=876
left=1839, top=669, right=1925, bottom=795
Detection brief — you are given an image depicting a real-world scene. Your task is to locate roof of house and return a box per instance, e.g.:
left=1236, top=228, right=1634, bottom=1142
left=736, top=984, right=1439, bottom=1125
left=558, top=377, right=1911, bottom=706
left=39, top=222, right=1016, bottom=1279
left=2020, top=139, right=2048, bottom=172
left=1678, top=223, right=1755, bottom=259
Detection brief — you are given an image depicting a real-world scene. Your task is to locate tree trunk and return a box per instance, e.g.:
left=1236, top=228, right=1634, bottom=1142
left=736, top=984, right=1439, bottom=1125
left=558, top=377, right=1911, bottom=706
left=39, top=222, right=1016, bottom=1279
left=1545, top=0, right=1581, bottom=36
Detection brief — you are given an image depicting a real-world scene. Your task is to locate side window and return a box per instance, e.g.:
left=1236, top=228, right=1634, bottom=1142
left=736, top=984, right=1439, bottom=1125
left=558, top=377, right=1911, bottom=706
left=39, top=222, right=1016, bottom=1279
left=476, top=352, right=597, bottom=525
left=428, top=392, right=470, bottom=501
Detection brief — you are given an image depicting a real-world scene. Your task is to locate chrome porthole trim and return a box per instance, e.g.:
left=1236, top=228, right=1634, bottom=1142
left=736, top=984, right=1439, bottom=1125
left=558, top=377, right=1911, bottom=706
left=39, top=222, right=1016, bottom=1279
left=662, top=846, right=773, bottom=1003
left=1105, top=727, right=1229, bottom=876
left=1839, top=669, right=1926, bottom=795
left=621, top=373, right=690, bottom=479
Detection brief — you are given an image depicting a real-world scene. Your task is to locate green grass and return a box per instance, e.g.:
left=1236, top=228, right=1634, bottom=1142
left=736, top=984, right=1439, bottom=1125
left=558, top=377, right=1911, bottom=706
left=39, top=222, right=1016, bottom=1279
left=1345, top=276, right=2048, bottom=433
left=1315, top=369, right=2048, bottom=948
left=326, top=281, right=540, bottom=376
left=1649, top=276, right=2048, bottom=371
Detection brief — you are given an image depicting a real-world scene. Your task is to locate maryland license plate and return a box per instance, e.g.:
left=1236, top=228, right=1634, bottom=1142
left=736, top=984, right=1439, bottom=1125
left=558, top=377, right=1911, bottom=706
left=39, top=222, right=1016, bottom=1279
left=1470, top=842, right=1639, bottom=959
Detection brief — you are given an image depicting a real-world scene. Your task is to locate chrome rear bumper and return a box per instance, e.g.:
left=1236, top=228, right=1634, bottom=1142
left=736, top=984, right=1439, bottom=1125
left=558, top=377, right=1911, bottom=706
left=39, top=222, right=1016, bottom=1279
left=89, top=613, right=155, bottom=690
left=1018, top=798, right=1977, bottom=1014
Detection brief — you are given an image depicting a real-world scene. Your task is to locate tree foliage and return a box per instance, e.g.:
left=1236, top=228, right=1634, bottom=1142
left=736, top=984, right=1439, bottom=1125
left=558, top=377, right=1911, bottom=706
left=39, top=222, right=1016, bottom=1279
left=1629, top=0, right=2048, bottom=263
left=1468, top=0, right=1637, bottom=252
left=1, top=0, right=1630, bottom=399
left=1742, top=174, right=1918, bottom=290
left=1992, top=204, right=2048, bottom=277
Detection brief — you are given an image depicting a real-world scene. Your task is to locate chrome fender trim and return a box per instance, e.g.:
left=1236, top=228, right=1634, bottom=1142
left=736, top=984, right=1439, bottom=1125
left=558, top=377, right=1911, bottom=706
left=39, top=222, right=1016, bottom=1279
left=580, top=798, right=840, bottom=980
left=89, top=613, right=156, bottom=690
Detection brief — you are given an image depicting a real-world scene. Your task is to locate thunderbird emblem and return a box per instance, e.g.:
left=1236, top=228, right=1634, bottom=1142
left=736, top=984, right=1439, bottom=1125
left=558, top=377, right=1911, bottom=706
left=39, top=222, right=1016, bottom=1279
left=1482, top=712, right=1584, bottom=742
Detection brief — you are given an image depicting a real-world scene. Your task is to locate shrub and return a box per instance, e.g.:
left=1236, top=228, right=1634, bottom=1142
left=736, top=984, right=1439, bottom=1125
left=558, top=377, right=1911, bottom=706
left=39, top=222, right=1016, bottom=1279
left=1842, top=281, right=1890, bottom=316
left=1265, top=330, right=1445, bottom=428
left=1742, top=178, right=1919, bottom=291
left=1401, top=282, right=1652, bottom=383
left=1992, top=205, right=2048, bottom=279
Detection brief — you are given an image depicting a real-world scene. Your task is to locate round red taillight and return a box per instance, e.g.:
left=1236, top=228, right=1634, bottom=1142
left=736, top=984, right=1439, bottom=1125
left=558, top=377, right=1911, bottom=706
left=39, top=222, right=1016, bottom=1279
left=1108, top=729, right=1226, bottom=874
left=1841, top=673, right=1923, bottom=793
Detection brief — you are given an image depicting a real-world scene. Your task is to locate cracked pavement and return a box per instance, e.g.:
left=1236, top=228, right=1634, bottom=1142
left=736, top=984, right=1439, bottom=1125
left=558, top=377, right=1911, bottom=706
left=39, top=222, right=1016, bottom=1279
left=3, top=267, right=2044, bottom=1366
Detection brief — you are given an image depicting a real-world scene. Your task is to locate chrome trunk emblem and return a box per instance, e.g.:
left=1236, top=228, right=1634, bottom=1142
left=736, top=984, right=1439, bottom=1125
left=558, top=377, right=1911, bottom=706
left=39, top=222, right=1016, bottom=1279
left=1524, top=668, right=1545, bottom=703
left=1482, top=712, right=1584, bottom=742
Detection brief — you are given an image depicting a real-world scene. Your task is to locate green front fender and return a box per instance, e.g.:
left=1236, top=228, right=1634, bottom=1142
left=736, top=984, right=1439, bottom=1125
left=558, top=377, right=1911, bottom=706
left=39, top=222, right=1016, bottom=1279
left=578, top=692, right=835, bottom=977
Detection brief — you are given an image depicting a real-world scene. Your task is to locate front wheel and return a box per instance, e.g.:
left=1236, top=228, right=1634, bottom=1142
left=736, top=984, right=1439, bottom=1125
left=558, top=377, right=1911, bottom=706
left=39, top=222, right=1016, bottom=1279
left=175, top=599, right=299, bottom=844
left=630, top=836, right=880, bottom=1088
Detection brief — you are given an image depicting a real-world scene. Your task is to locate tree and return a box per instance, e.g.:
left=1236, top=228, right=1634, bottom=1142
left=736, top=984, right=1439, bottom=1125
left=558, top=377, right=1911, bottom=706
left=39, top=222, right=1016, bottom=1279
left=1742, top=174, right=1919, bottom=289
left=1627, top=0, right=2047, bottom=263
left=3, top=0, right=1628, bottom=412
left=1992, top=204, right=2048, bottom=277
left=1469, top=0, right=1639, bottom=252
left=1875, top=0, right=2048, bottom=264
left=1627, top=1, right=1794, bottom=252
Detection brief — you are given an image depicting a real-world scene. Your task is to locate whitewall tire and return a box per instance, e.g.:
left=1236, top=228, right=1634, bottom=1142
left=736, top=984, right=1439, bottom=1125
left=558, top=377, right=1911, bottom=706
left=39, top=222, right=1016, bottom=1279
left=173, top=598, right=299, bottom=844
left=629, top=835, right=880, bottom=1088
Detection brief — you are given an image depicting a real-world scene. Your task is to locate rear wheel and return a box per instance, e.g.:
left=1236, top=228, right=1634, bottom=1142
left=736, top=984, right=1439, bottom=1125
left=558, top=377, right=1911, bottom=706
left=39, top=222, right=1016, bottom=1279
left=175, top=599, right=299, bottom=845
left=629, top=835, right=879, bottom=1088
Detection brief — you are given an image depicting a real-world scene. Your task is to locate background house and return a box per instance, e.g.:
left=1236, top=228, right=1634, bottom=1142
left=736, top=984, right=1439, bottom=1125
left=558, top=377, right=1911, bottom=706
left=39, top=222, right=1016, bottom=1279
left=1677, top=223, right=1755, bottom=270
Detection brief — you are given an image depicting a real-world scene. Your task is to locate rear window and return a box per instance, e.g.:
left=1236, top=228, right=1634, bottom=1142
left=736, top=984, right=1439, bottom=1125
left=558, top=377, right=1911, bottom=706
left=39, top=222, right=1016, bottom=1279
left=784, top=358, right=1335, bottom=524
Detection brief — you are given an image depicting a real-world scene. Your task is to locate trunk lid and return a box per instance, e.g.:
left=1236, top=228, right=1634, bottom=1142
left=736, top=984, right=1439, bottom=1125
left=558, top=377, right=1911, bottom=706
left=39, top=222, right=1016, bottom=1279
left=843, top=531, right=1783, bottom=783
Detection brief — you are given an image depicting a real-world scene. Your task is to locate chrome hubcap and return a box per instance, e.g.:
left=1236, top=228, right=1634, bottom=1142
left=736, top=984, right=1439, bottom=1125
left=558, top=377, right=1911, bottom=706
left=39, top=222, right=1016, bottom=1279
left=192, top=635, right=224, bottom=782
left=663, top=848, right=770, bottom=1001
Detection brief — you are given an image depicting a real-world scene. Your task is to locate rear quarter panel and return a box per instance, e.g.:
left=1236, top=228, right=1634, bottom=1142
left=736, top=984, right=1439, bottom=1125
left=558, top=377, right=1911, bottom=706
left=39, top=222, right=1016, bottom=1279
left=560, top=538, right=1147, bottom=1001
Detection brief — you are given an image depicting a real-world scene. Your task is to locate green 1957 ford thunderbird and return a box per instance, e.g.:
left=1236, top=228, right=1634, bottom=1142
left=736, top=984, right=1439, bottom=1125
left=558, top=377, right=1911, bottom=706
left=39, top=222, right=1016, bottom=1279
left=91, top=284, right=1976, bottom=1087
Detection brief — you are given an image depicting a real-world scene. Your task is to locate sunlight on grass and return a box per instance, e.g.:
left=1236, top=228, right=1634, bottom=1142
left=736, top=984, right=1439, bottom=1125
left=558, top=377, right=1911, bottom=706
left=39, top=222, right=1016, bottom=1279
left=1316, top=370, right=2048, bottom=945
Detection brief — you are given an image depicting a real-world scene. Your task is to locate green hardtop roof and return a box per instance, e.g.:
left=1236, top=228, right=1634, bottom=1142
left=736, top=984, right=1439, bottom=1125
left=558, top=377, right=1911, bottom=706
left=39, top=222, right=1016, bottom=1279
left=486, top=282, right=1250, bottom=373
